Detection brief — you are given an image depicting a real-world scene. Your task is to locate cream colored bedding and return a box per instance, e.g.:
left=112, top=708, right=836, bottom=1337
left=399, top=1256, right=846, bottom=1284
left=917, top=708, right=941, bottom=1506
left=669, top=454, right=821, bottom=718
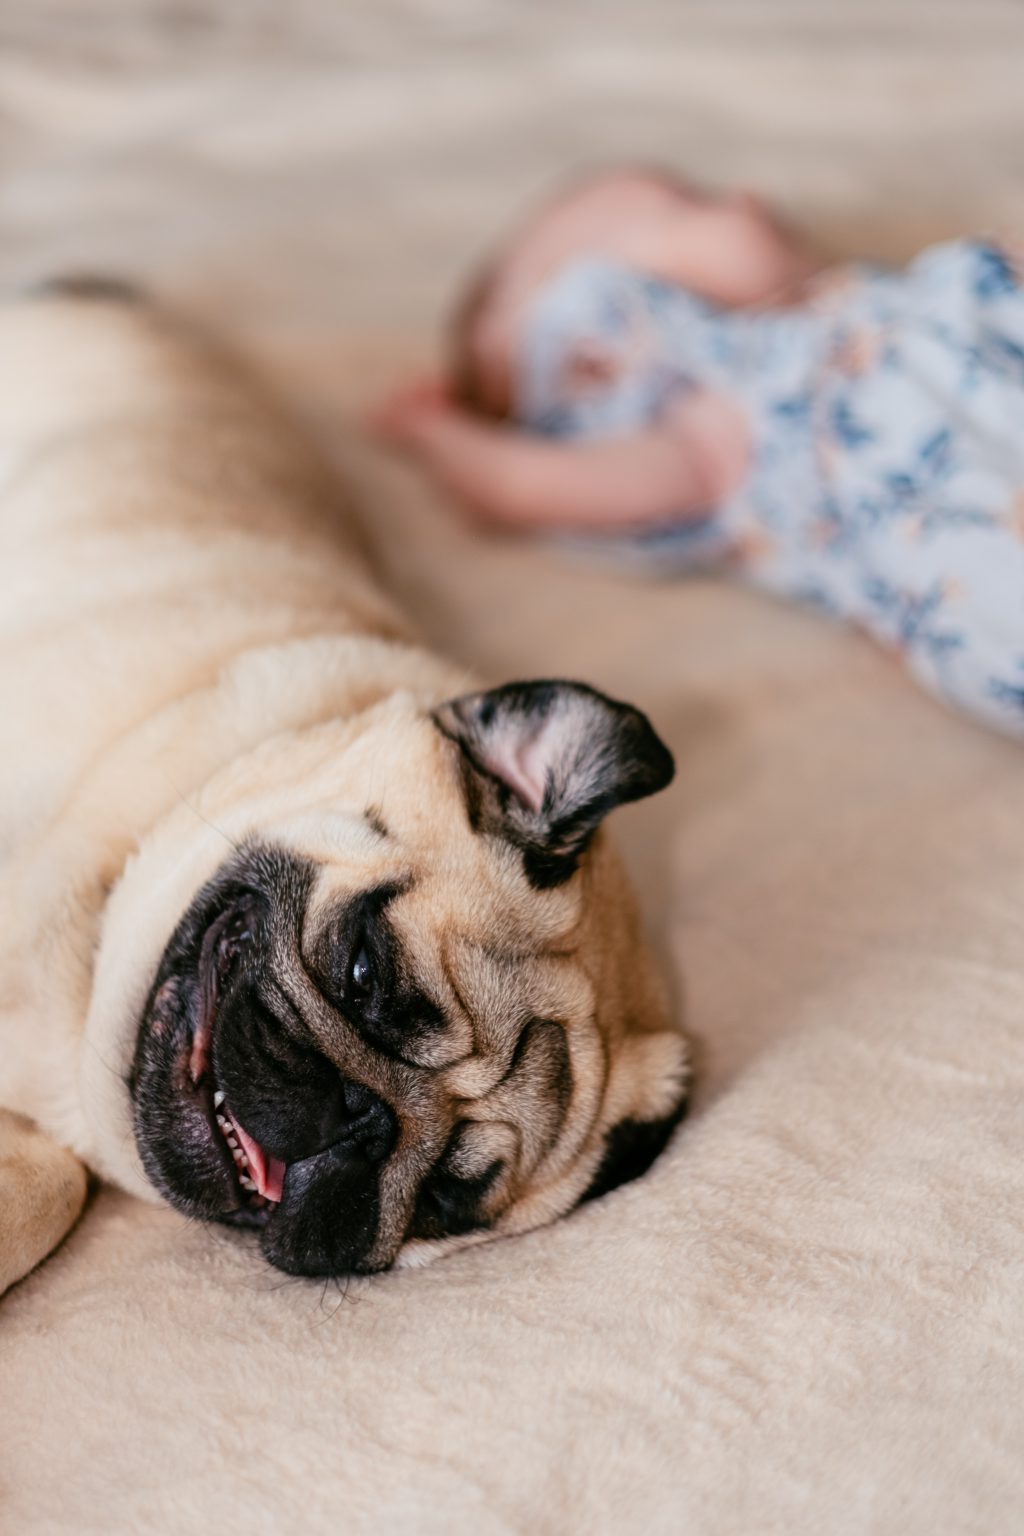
left=1, top=3, right=1023, bottom=1531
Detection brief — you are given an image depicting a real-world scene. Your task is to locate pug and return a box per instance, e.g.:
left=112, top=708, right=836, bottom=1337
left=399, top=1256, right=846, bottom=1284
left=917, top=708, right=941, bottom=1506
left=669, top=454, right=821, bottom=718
left=0, top=282, right=688, bottom=1295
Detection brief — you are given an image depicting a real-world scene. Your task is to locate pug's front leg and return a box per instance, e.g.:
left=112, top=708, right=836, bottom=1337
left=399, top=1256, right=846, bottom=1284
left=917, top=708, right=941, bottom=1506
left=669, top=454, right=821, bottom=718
left=0, top=1109, right=88, bottom=1298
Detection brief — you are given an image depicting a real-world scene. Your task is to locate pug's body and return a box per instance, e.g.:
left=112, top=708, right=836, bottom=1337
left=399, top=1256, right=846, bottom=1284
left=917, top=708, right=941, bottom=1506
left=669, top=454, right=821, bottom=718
left=0, top=286, right=687, bottom=1295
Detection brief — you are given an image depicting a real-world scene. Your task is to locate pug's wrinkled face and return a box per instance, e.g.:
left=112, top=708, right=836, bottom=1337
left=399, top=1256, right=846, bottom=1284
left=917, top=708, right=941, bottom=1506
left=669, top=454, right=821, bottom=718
left=130, top=681, right=688, bottom=1276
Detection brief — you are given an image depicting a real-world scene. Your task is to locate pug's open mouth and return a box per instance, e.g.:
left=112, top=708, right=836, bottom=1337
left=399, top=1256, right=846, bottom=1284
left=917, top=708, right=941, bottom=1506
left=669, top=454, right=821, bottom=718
left=189, top=899, right=286, bottom=1219
left=135, top=891, right=282, bottom=1227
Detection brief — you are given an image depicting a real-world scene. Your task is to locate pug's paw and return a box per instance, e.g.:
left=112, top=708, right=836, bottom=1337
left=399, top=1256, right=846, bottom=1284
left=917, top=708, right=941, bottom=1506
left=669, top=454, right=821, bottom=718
left=0, top=1110, right=88, bottom=1298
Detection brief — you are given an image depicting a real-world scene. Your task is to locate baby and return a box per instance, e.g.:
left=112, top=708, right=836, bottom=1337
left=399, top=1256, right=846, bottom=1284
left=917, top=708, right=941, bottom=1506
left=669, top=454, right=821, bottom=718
left=374, top=169, right=1024, bottom=738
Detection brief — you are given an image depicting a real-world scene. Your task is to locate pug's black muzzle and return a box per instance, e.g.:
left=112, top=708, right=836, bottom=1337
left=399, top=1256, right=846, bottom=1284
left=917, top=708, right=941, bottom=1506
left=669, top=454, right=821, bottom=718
left=129, top=849, right=397, bottom=1277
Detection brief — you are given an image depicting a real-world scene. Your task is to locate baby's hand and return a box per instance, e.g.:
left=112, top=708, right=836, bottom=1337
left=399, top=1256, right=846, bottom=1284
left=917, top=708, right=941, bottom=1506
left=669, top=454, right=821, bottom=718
left=368, top=374, right=454, bottom=448
left=368, top=375, right=514, bottom=526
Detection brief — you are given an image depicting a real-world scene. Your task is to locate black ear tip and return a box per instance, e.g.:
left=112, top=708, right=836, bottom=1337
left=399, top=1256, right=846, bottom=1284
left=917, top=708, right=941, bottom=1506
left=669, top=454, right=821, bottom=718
left=29, top=273, right=146, bottom=304
left=603, top=696, right=674, bottom=805
left=627, top=709, right=675, bottom=796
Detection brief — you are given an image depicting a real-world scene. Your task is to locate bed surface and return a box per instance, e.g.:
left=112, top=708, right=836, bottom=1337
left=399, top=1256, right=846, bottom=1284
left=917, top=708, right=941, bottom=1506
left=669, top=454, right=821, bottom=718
left=2, top=4, right=1023, bottom=1531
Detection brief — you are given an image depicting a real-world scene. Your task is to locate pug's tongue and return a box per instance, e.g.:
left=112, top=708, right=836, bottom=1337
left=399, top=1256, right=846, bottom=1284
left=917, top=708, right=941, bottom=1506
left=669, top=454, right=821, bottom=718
left=228, top=1111, right=286, bottom=1202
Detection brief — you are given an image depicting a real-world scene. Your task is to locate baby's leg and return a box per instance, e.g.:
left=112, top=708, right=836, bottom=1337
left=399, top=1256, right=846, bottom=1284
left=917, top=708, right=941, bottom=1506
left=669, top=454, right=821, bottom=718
left=0, top=1108, right=88, bottom=1297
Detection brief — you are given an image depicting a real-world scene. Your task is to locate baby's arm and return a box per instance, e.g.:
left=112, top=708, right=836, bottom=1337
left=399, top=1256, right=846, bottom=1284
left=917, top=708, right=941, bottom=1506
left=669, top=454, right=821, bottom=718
left=644, top=193, right=822, bottom=309
left=495, top=172, right=823, bottom=317
left=373, top=381, right=748, bottom=532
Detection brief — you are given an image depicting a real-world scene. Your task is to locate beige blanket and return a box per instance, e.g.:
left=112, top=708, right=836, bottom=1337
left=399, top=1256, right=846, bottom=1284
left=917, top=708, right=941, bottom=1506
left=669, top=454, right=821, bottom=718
left=2, top=3, right=1023, bottom=1531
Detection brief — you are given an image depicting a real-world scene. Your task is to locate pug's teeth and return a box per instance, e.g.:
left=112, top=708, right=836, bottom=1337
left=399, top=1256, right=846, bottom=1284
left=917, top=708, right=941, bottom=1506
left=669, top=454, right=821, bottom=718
left=216, top=1115, right=229, bottom=1133
left=213, top=1090, right=225, bottom=1109
left=240, top=1175, right=256, bottom=1192
left=227, top=1135, right=239, bottom=1150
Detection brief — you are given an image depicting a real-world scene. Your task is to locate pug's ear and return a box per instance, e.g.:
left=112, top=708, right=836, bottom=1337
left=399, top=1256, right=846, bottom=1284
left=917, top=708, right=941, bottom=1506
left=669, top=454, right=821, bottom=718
left=432, top=680, right=674, bottom=888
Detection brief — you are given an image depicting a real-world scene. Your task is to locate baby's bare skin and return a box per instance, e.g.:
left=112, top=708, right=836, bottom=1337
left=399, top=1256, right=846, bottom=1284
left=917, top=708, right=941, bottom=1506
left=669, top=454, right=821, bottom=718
left=374, top=170, right=823, bottom=533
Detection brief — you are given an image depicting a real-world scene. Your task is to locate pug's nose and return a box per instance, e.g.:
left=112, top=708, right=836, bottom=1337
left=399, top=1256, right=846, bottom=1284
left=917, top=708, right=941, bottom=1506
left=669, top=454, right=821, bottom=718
left=259, top=1090, right=399, bottom=1276
left=328, top=1080, right=396, bottom=1163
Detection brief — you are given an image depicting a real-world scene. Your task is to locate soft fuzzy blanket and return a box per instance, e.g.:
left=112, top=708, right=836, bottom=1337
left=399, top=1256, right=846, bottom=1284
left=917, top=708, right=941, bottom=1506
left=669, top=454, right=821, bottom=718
left=1, top=3, right=1023, bottom=1532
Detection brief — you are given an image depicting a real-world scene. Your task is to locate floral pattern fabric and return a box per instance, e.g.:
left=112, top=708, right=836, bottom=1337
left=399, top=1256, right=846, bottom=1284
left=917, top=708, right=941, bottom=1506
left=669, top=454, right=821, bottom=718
left=516, top=242, right=1024, bottom=737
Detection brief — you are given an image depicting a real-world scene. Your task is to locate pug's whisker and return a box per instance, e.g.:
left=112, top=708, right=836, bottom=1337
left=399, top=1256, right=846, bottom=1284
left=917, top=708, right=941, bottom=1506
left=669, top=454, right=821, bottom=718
left=166, top=779, right=242, bottom=853
left=256, top=1271, right=308, bottom=1297
left=311, top=1272, right=354, bottom=1325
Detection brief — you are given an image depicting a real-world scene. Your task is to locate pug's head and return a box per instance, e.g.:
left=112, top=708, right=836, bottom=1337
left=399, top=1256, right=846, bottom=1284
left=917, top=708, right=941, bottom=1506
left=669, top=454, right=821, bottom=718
left=127, top=679, right=688, bottom=1276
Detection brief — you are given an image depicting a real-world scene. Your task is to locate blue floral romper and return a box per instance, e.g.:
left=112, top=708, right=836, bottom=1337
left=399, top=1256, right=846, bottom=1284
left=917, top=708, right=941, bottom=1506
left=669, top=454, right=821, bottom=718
left=515, top=242, right=1024, bottom=738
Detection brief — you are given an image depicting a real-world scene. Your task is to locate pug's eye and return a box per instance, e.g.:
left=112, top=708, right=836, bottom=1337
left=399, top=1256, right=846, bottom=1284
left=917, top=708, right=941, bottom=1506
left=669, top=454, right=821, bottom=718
left=349, top=944, right=372, bottom=998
